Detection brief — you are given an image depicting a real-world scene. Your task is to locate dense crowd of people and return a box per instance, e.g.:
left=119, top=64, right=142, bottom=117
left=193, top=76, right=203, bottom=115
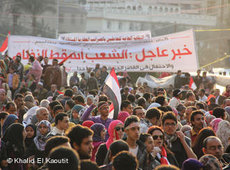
left=0, top=53, right=229, bottom=170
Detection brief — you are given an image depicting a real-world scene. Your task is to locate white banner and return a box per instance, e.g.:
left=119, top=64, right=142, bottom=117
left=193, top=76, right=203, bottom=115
left=58, top=31, right=151, bottom=43
left=8, top=29, right=198, bottom=72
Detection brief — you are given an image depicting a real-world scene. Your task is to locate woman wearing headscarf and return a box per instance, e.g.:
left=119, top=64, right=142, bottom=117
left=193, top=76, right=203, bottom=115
left=2, top=114, right=18, bottom=136
left=96, top=120, right=124, bottom=166
left=117, top=111, right=130, bottom=123
left=210, top=118, right=222, bottom=133
left=25, top=124, right=36, bottom=150
left=216, top=120, right=230, bottom=152
left=70, top=104, right=84, bottom=124
left=90, top=123, right=106, bottom=161
left=25, top=120, right=51, bottom=168
left=2, top=123, right=26, bottom=170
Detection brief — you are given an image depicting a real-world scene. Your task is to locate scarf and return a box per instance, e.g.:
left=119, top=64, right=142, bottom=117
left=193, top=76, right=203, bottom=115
left=164, top=133, right=177, bottom=148
left=160, top=146, right=170, bottom=165
left=106, top=120, right=123, bottom=150
left=90, top=123, right=105, bottom=142
left=34, top=120, right=51, bottom=151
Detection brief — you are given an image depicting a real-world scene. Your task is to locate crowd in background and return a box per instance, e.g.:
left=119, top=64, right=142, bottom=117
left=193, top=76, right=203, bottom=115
left=0, top=53, right=229, bottom=170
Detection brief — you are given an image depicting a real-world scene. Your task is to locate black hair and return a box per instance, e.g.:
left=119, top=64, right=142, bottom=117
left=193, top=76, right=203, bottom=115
left=155, top=165, right=180, bottom=170
left=213, top=107, right=226, bottom=119
left=5, top=101, right=16, bottom=111
left=80, top=160, right=99, bottom=170
left=146, top=108, right=161, bottom=120
left=73, top=95, right=85, bottom=104
left=139, top=133, right=151, bottom=143
left=196, top=102, right=205, bottom=110
left=0, top=112, right=9, bottom=120
left=29, top=56, right=35, bottom=62
left=143, top=93, right=151, bottom=101
left=55, top=112, right=68, bottom=125
left=65, top=100, right=75, bottom=109
left=64, top=89, right=73, bottom=97
left=14, top=93, right=24, bottom=100
left=133, top=106, right=144, bottom=115
left=47, top=146, right=80, bottom=170
left=45, top=136, right=70, bottom=156
left=158, top=106, right=169, bottom=113
left=124, top=115, right=139, bottom=129
left=99, top=95, right=108, bottom=102
left=135, top=94, right=141, bottom=100
left=186, top=91, right=194, bottom=99
left=155, top=96, right=166, bottom=106
left=190, top=110, right=204, bottom=122
left=121, top=100, right=131, bottom=110
left=110, top=140, right=129, bottom=157
left=127, top=94, right=135, bottom=103
left=192, top=127, right=216, bottom=159
left=53, top=105, right=64, bottom=115
left=112, top=151, right=138, bottom=170
left=97, top=101, right=108, bottom=109
left=49, top=100, right=62, bottom=110
left=67, top=125, right=93, bottom=147
left=162, top=112, right=177, bottom=125
left=137, top=97, right=146, bottom=107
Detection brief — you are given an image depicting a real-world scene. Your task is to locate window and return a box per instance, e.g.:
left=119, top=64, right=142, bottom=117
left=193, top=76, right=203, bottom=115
left=107, top=21, right=111, bottom=29
left=118, top=22, right=122, bottom=30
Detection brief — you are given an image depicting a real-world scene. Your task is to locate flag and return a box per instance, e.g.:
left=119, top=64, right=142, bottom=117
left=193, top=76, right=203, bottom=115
left=103, top=68, right=121, bottom=119
left=189, top=76, right=197, bottom=90
left=0, top=32, right=10, bottom=55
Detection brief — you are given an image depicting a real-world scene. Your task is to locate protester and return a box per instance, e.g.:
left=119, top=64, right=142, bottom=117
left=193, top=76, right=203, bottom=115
left=2, top=123, right=26, bottom=170
left=96, top=120, right=124, bottom=166
left=112, top=151, right=138, bottom=170
left=67, top=124, right=93, bottom=160
left=90, top=123, right=106, bottom=161
left=147, top=126, right=179, bottom=166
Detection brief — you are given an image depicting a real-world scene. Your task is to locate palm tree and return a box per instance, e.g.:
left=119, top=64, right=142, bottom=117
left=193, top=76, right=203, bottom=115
left=17, top=0, right=55, bottom=35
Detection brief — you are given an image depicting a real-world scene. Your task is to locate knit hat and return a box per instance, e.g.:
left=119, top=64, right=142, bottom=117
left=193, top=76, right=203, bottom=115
left=182, top=158, right=203, bottom=170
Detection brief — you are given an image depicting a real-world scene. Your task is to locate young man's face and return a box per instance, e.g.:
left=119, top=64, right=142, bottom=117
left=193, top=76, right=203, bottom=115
left=135, top=109, right=145, bottom=119
left=125, top=122, right=140, bottom=141
left=191, top=114, right=204, bottom=131
left=58, top=116, right=69, bottom=131
left=162, top=119, right=177, bottom=135
left=14, top=97, right=24, bottom=108
left=99, top=104, right=109, bottom=117
left=77, top=135, right=93, bottom=159
left=123, top=104, right=133, bottom=115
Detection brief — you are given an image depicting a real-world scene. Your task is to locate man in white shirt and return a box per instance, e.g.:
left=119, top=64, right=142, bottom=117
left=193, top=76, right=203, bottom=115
left=198, top=89, right=208, bottom=103
left=169, top=89, right=182, bottom=109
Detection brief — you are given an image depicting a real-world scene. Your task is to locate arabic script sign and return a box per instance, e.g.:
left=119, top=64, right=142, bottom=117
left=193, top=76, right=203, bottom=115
left=8, top=29, right=198, bottom=72
left=58, top=31, right=151, bottom=43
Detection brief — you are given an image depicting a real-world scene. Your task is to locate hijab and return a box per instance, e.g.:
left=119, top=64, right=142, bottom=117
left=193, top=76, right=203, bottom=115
left=2, top=114, right=18, bottom=135
left=33, top=120, right=51, bottom=151
left=106, top=120, right=123, bottom=150
left=91, top=123, right=105, bottom=142
left=2, top=123, right=25, bottom=156
left=25, top=124, right=36, bottom=148
left=70, top=104, right=84, bottom=124
left=117, top=111, right=130, bottom=123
